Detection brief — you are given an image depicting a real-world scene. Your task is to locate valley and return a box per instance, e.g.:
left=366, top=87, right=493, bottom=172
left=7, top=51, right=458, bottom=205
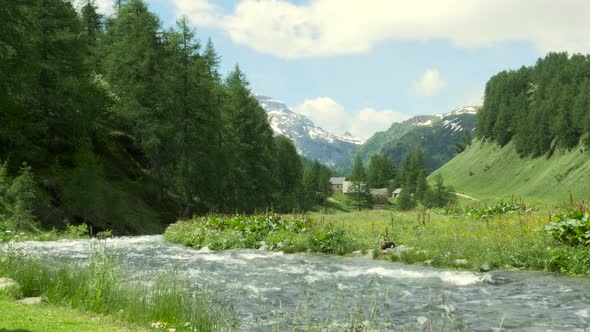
left=2, top=0, right=590, bottom=331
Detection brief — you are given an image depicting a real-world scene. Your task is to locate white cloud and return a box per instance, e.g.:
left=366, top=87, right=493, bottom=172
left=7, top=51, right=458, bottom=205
left=172, top=0, right=590, bottom=59
left=293, top=97, right=350, bottom=135
left=413, top=69, right=446, bottom=96
left=74, top=0, right=113, bottom=14
left=293, top=97, right=410, bottom=139
left=351, top=108, right=411, bottom=139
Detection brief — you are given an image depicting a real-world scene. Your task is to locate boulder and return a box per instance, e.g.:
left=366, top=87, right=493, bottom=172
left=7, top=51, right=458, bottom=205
left=454, top=259, right=469, bottom=266
left=380, top=241, right=396, bottom=250
left=479, top=264, right=491, bottom=272
left=0, top=278, right=18, bottom=290
left=17, top=297, right=42, bottom=305
left=382, top=244, right=412, bottom=255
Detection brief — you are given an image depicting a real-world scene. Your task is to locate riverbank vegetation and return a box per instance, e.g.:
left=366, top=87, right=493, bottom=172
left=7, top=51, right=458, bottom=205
left=165, top=200, right=590, bottom=276
left=0, top=299, right=149, bottom=332
left=0, top=250, right=234, bottom=331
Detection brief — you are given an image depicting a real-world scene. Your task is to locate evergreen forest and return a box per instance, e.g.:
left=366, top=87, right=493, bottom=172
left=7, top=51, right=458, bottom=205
left=0, top=0, right=331, bottom=234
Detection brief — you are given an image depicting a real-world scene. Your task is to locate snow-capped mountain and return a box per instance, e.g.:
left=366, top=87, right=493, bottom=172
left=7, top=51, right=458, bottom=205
left=334, top=105, right=481, bottom=174
left=254, top=94, right=364, bottom=166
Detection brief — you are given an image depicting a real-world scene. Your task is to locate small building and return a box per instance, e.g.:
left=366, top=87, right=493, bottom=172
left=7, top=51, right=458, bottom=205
left=370, top=188, right=390, bottom=205
left=392, top=188, right=402, bottom=198
left=330, top=177, right=346, bottom=194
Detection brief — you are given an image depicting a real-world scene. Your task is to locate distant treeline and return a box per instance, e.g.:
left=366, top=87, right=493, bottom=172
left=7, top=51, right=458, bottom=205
left=0, top=0, right=330, bottom=233
left=477, top=52, right=590, bottom=156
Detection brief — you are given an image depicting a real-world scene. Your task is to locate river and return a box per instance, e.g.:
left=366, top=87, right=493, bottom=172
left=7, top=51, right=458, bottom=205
left=5, top=235, right=590, bottom=331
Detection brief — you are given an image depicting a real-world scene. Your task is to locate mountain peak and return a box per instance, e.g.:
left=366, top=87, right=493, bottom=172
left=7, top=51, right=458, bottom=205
left=254, top=94, right=364, bottom=166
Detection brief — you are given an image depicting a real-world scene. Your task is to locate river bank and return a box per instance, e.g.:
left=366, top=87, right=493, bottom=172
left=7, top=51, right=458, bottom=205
left=3, top=235, right=590, bottom=331
left=164, top=203, right=590, bottom=276
left=0, top=246, right=234, bottom=332
left=0, top=298, right=149, bottom=332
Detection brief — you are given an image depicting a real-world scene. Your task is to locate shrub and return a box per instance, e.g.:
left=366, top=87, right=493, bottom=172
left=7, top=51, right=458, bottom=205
left=545, top=209, right=590, bottom=246
left=164, top=214, right=311, bottom=250
left=307, top=223, right=355, bottom=255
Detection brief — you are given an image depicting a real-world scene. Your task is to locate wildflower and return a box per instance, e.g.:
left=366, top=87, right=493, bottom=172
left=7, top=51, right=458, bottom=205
left=168, top=329, right=176, bottom=332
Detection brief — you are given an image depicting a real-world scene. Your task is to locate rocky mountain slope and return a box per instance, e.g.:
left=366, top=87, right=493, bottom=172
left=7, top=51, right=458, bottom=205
left=254, top=94, right=364, bottom=166
left=334, top=106, right=479, bottom=174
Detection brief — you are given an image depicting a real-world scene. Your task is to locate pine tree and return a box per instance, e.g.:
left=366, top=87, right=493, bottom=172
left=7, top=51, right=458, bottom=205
left=63, top=138, right=105, bottom=224
left=275, top=136, right=304, bottom=212
left=367, top=154, right=396, bottom=189
left=415, top=170, right=428, bottom=202
left=224, top=65, right=277, bottom=212
left=349, top=155, right=370, bottom=211
left=7, top=163, right=37, bottom=231
left=80, top=0, right=103, bottom=71
left=102, top=0, right=168, bottom=199
left=422, top=173, right=456, bottom=208
left=397, top=188, right=414, bottom=211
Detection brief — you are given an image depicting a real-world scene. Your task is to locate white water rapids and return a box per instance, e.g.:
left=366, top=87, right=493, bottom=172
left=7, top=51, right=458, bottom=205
left=4, top=236, right=590, bottom=331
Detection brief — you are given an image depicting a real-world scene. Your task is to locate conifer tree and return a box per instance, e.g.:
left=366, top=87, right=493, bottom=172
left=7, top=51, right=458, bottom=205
left=349, top=155, right=371, bottom=211
left=367, top=154, right=396, bottom=189
left=7, top=163, right=37, bottom=231
left=224, top=65, right=277, bottom=212
left=275, top=136, right=304, bottom=212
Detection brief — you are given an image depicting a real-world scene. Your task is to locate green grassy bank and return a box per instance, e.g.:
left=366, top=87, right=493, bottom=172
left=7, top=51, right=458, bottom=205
left=431, top=141, right=590, bottom=202
left=165, top=203, right=590, bottom=276
left=0, top=299, right=148, bottom=332
left=0, top=250, right=234, bottom=332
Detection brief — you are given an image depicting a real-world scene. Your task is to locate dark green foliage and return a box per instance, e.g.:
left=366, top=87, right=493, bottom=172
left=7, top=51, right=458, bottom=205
left=422, top=174, right=456, bottom=209
left=398, top=145, right=427, bottom=196
left=395, top=146, right=455, bottom=210
left=397, top=188, right=415, bottom=211
left=545, top=207, right=590, bottom=246
left=0, top=0, right=313, bottom=234
left=443, top=200, right=531, bottom=218
left=165, top=214, right=311, bottom=250
left=301, top=160, right=332, bottom=211
left=307, top=223, right=354, bottom=255
left=6, top=163, right=38, bottom=231
left=478, top=53, right=590, bottom=155
left=348, top=156, right=372, bottom=211
left=455, top=130, right=473, bottom=153
left=366, top=154, right=396, bottom=188
left=275, top=136, right=304, bottom=212
left=62, top=139, right=106, bottom=224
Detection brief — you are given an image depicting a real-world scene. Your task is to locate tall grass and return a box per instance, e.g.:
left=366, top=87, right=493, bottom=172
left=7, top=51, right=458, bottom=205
left=0, top=248, right=236, bottom=331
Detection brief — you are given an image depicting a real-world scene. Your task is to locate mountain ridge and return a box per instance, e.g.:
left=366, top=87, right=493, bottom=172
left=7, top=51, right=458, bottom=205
left=334, top=106, right=480, bottom=174
left=254, top=94, right=364, bottom=166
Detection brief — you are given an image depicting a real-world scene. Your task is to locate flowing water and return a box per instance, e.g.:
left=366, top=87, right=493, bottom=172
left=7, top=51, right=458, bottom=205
left=5, top=236, right=590, bottom=331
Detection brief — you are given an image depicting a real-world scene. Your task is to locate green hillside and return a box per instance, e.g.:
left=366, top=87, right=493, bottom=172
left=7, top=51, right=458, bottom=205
left=432, top=141, right=590, bottom=202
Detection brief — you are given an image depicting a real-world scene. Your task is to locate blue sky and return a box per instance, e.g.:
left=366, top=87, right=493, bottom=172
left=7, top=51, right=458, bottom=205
left=94, top=0, right=589, bottom=138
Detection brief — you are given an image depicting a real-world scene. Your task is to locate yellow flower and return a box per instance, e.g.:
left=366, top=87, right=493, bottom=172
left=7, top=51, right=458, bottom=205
left=163, top=322, right=168, bottom=327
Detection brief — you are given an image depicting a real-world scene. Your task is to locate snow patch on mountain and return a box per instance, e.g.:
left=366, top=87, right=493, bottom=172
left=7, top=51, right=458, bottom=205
left=254, top=94, right=364, bottom=166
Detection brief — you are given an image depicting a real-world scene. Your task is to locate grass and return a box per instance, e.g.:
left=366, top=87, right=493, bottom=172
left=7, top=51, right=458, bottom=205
left=0, top=299, right=148, bottom=332
left=0, top=249, right=235, bottom=332
left=165, top=202, right=590, bottom=276
left=431, top=140, right=590, bottom=203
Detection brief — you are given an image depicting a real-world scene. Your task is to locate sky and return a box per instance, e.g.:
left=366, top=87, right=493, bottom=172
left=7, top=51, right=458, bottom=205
left=91, top=0, right=590, bottom=139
